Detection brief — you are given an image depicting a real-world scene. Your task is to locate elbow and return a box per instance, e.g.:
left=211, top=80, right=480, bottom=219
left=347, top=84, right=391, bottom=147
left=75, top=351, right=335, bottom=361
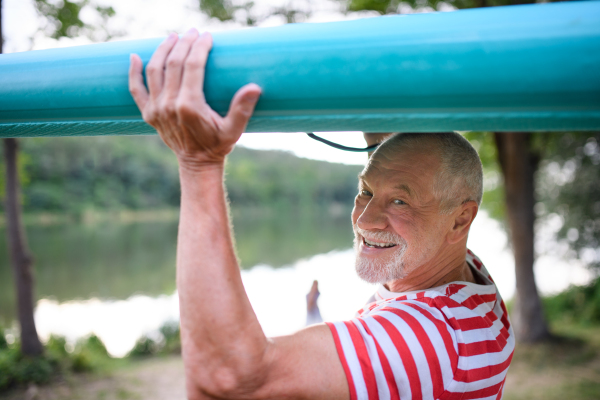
left=186, top=361, right=267, bottom=399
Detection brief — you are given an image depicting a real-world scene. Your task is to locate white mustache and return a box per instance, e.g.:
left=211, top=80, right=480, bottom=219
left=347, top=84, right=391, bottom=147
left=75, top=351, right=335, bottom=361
left=353, top=226, right=404, bottom=245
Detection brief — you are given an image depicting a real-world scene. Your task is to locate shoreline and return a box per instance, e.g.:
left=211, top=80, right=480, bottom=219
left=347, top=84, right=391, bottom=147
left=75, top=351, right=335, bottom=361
left=0, top=202, right=353, bottom=227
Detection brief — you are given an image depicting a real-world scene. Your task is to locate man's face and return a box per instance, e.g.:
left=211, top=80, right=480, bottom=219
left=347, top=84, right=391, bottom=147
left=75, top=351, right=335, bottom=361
left=352, top=146, right=451, bottom=284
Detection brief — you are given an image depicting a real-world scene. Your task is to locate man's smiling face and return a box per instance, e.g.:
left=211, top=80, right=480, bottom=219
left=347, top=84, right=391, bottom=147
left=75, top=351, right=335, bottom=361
left=352, top=143, right=452, bottom=284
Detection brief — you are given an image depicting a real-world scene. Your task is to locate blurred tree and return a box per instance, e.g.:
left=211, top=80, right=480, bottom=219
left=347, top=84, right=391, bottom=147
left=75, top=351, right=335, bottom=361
left=344, top=0, right=532, bottom=13
left=1, top=0, right=43, bottom=357
left=199, top=0, right=250, bottom=23
left=464, top=131, right=600, bottom=268
left=33, top=0, right=120, bottom=41
left=1, top=0, right=119, bottom=356
left=536, top=132, right=600, bottom=271
left=199, top=0, right=311, bottom=25
left=346, top=0, right=567, bottom=342
left=4, top=136, right=362, bottom=213
left=494, top=132, right=548, bottom=342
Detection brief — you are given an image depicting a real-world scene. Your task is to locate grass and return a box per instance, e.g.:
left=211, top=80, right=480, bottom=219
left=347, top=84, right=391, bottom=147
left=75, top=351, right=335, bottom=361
left=0, top=355, right=184, bottom=400
left=543, top=277, right=600, bottom=327
left=503, top=324, right=600, bottom=400
left=503, top=279, right=600, bottom=400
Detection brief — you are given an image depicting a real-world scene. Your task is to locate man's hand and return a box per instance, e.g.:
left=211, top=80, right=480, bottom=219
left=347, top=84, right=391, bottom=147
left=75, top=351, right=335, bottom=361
left=128, top=28, right=262, bottom=170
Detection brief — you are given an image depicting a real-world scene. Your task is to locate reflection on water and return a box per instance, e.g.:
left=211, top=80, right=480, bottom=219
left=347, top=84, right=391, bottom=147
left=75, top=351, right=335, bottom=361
left=0, top=206, right=354, bottom=324
left=1, top=208, right=593, bottom=357
left=33, top=249, right=377, bottom=357
left=35, top=294, right=181, bottom=358
left=231, top=204, right=354, bottom=268
left=0, top=221, right=179, bottom=322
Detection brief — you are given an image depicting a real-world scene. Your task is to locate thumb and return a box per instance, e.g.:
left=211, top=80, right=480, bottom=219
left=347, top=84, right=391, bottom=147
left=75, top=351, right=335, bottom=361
left=223, top=83, right=262, bottom=135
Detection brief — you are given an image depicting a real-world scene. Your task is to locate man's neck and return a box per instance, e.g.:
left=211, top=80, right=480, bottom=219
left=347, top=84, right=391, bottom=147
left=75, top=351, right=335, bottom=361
left=385, top=246, right=475, bottom=294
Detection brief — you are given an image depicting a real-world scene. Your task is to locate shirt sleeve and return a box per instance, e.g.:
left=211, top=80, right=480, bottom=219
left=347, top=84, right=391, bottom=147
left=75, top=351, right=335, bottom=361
left=326, top=300, right=459, bottom=400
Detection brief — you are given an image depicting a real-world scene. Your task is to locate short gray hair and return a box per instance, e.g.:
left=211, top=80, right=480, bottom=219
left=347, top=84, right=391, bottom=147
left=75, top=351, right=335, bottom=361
left=373, top=132, right=483, bottom=214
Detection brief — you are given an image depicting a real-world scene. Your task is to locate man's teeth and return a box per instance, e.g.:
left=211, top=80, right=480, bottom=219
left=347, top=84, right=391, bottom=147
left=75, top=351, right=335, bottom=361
left=364, top=238, right=396, bottom=248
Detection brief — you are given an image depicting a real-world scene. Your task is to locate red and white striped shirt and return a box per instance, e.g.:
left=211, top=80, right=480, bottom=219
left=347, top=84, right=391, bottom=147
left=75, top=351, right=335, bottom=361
left=326, top=250, right=514, bottom=400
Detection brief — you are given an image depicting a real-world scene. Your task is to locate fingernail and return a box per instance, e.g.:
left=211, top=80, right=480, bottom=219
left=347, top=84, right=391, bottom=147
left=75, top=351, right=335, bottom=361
left=187, top=27, right=198, bottom=35
left=168, top=32, right=178, bottom=40
left=245, top=92, right=261, bottom=103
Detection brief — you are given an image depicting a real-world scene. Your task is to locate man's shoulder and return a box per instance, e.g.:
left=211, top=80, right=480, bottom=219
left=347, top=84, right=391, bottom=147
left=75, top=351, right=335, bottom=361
left=360, top=280, right=498, bottom=320
left=357, top=270, right=510, bottom=349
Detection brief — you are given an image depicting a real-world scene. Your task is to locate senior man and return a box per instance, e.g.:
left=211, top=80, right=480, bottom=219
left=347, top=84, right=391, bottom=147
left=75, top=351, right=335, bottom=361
left=129, top=29, right=514, bottom=400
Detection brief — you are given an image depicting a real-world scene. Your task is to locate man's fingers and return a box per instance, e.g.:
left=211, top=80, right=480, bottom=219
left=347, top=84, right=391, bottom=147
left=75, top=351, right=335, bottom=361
left=180, top=32, right=213, bottom=101
left=129, top=53, right=149, bottom=111
left=222, top=83, right=262, bottom=136
left=163, top=28, right=200, bottom=100
left=146, top=33, right=178, bottom=99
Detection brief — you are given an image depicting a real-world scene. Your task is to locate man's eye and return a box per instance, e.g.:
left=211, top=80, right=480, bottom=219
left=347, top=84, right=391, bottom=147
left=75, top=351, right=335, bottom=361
left=360, top=190, right=372, bottom=196
left=393, top=199, right=406, bottom=205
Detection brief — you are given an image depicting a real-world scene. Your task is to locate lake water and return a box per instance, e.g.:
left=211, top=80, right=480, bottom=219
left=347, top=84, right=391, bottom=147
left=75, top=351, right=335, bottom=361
left=0, top=208, right=592, bottom=357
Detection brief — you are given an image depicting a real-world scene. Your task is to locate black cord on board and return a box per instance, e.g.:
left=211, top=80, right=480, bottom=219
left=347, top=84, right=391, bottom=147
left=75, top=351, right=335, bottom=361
left=306, top=133, right=381, bottom=153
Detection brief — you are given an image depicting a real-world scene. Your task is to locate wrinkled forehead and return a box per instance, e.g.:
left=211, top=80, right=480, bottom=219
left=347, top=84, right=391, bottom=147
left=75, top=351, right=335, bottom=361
left=359, top=144, right=442, bottom=196
left=363, top=142, right=442, bottom=176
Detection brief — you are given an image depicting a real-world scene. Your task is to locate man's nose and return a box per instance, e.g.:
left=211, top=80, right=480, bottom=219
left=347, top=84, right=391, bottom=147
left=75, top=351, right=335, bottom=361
left=356, top=198, right=388, bottom=231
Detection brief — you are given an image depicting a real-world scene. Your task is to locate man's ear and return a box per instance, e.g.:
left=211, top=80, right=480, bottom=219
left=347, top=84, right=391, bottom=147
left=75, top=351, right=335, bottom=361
left=446, top=201, right=478, bottom=244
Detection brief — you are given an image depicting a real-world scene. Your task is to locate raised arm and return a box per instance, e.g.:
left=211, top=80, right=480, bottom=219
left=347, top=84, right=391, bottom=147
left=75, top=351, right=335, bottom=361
left=129, top=29, right=348, bottom=400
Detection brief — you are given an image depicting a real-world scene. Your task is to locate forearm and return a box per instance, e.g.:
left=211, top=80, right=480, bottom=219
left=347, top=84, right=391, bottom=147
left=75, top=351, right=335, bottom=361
left=177, top=164, right=268, bottom=396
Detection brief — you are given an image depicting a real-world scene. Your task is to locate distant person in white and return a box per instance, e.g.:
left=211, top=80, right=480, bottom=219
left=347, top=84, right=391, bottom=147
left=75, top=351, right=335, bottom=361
left=129, top=28, right=515, bottom=400
left=306, top=280, right=323, bottom=326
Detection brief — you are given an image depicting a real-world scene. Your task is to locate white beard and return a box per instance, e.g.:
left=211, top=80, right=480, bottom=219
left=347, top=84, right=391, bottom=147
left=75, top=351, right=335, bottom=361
left=353, top=225, right=409, bottom=284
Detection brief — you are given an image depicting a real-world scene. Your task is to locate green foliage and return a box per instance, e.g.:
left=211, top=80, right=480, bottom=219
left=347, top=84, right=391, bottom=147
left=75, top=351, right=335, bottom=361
left=0, top=324, right=177, bottom=393
left=200, top=0, right=243, bottom=22
left=199, top=0, right=310, bottom=25
left=128, top=321, right=181, bottom=357
left=460, top=130, right=600, bottom=271
left=342, top=0, right=559, bottom=14
left=44, top=335, right=68, bottom=358
left=159, top=321, right=182, bottom=354
left=226, top=146, right=362, bottom=209
left=128, top=336, right=160, bottom=358
left=0, top=149, right=31, bottom=202
left=544, top=278, right=600, bottom=327
left=0, top=348, right=56, bottom=391
left=33, top=0, right=120, bottom=42
left=535, top=132, right=600, bottom=269
left=0, top=136, right=362, bottom=215
left=348, top=0, right=398, bottom=14
left=68, top=334, right=111, bottom=372
left=0, top=332, right=113, bottom=392
left=0, top=330, right=7, bottom=350
left=13, top=136, right=180, bottom=212
left=79, top=334, right=109, bottom=358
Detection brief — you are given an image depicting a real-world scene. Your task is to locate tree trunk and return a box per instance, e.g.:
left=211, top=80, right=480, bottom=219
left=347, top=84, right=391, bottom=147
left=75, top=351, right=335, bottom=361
left=1, top=0, right=43, bottom=356
left=494, top=132, right=549, bottom=343
left=3, top=139, right=43, bottom=356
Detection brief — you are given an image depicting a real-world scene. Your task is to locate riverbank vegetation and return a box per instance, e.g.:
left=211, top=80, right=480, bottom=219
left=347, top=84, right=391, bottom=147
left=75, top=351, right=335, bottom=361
left=0, top=136, right=363, bottom=216
left=0, top=320, right=182, bottom=393
left=0, top=333, right=116, bottom=392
